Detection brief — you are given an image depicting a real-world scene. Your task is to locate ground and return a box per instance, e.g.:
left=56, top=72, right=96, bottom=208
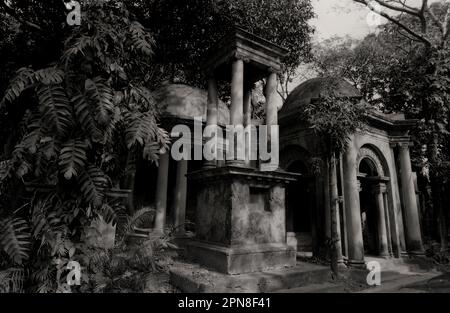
left=166, top=250, right=450, bottom=293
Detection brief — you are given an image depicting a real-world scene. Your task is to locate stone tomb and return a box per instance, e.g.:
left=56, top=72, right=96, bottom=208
left=187, top=166, right=298, bottom=274
left=180, top=28, right=298, bottom=276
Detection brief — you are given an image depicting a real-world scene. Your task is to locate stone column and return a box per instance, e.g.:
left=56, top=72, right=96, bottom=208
left=227, top=59, right=244, bottom=166
left=260, top=72, right=278, bottom=171
left=398, top=143, right=424, bottom=254
left=343, top=140, right=365, bottom=266
left=243, top=85, right=252, bottom=167
left=204, top=76, right=219, bottom=169
left=154, top=151, right=169, bottom=234
left=265, top=72, right=278, bottom=131
left=383, top=192, right=393, bottom=256
left=372, top=183, right=390, bottom=257
left=173, top=159, right=188, bottom=235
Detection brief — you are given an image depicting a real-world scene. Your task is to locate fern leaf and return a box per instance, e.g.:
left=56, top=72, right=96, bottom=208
left=118, top=207, right=154, bottom=241
left=37, top=85, right=72, bottom=138
left=1, top=68, right=35, bottom=104
left=0, top=218, right=31, bottom=265
left=125, top=112, right=158, bottom=149
left=58, top=139, right=88, bottom=179
left=85, top=77, right=114, bottom=126
left=129, top=22, right=154, bottom=56
left=33, top=67, right=65, bottom=85
left=78, top=166, right=108, bottom=207
left=72, top=93, right=103, bottom=142
left=143, top=142, right=161, bottom=163
left=0, top=268, right=24, bottom=292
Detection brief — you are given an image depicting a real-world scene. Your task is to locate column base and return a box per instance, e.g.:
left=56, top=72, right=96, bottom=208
left=187, top=241, right=296, bottom=275
left=346, top=259, right=366, bottom=269
left=407, top=250, right=426, bottom=256
left=226, top=160, right=246, bottom=167
left=202, top=161, right=217, bottom=169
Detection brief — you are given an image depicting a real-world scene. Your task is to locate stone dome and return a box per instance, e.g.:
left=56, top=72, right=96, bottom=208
left=154, top=83, right=230, bottom=125
left=280, top=77, right=361, bottom=117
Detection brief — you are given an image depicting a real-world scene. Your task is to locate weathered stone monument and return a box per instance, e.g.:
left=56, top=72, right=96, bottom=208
left=185, top=28, right=298, bottom=275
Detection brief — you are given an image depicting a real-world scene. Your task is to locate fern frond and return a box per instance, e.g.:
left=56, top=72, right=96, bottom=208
left=62, top=35, right=93, bottom=64
left=1, top=68, right=35, bottom=104
left=118, top=207, right=154, bottom=240
left=143, top=142, right=161, bottom=163
left=33, top=67, right=65, bottom=85
left=0, top=268, right=25, bottom=293
left=85, top=77, right=114, bottom=126
left=72, top=93, right=103, bottom=142
left=129, top=22, right=154, bottom=56
left=37, top=85, right=73, bottom=138
left=58, top=139, right=88, bottom=180
left=0, top=217, right=31, bottom=265
left=124, top=112, right=159, bottom=149
left=98, top=202, right=126, bottom=225
left=78, top=165, right=108, bottom=207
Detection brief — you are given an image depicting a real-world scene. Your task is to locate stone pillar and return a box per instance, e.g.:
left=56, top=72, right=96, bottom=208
left=173, top=159, right=188, bottom=235
left=398, top=143, right=424, bottom=254
left=372, top=183, right=390, bottom=257
left=265, top=72, right=278, bottom=131
left=260, top=71, right=279, bottom=171
left=243, top=85, right=252, bottom=167
left=204, top=76, right=219, bottom=169
left=343, top=141, right=365, bottom=266
left=227, top=59, right=244, bottom=166
left=383, top=192, right=393, bottom=256
left=154, top=151, right=169, bottom=234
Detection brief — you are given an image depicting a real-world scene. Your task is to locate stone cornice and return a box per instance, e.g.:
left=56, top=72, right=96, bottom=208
left=187, top=166, right=300, bottom=186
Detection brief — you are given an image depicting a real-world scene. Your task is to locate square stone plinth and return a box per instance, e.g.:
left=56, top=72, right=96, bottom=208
left=187, top=241, right=296, bottom=274
left=187, top=166, right=299, bottom=274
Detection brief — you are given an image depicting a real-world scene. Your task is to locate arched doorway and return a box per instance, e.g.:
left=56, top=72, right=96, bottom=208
left=286, top=160, right=313, bottom=253
left=357, top=146, right=391, bottom=257
left=359, top=158, right=379, bottom=255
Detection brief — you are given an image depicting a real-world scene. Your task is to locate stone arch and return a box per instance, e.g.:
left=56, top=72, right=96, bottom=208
left=356, top=145, right=389, bottom=177
left=356, top=144, right=393, bottom=257
left=280, top=145, right=312, bottom=174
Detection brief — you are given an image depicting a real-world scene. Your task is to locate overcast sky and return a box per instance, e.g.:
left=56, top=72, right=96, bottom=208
left=310, top=0, right=442, bottom=41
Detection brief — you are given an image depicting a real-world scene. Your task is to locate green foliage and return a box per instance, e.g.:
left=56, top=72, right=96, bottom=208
left=0, top=217, right=31, bottom=265
left=300, top=79, right=369, bottom=154
left=78, top=166, right=108, bottom=208
left=0, top=1, right=169, bottom=292
left=133, top=0, right=315, bottom=86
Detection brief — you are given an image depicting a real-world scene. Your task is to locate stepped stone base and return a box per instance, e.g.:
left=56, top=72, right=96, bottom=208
left=187, top=241, right=296, bottom=275
left=170, top=261, right=331, bottom=293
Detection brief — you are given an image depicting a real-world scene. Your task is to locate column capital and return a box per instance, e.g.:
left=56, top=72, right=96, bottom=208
left=390, top=141, right=413, bottom=149
left=357, top=179, right=362, bottom=192
left=372, top=183, right=387, bottom=194
left=233, top=51, right=250, bottom=63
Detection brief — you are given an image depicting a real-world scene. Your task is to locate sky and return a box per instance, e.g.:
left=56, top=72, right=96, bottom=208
left=310, top=0, right=442, bottom=41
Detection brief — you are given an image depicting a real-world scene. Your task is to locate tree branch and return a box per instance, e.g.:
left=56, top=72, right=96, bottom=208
left=0, top=1, right=42, bottom=32
left=372, top=0, right=420, bottom=17
left=353, top=0, right=432, bottom=47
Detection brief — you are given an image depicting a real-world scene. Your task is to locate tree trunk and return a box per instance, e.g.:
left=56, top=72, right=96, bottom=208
left=430, top=133, right=448, bottom=252
left=434, top=179, right=448, bottom=252
left=329, top=152, right=343, bottom=275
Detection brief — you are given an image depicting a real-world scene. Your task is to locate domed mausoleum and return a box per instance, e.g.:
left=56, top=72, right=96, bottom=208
left=279, top=77, right=424, bottom=265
